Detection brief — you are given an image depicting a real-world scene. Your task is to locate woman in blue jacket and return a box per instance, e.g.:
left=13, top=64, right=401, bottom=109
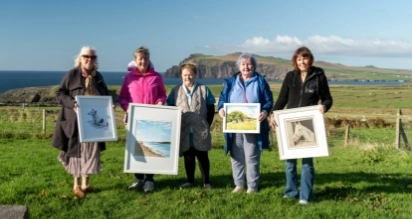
left=217, top=52, right=273, bottom=194
left=271, top=46, right=333, bottom=204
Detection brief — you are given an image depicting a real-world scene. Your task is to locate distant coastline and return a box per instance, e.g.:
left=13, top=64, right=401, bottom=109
left=1, top=71, right=410, bottom=94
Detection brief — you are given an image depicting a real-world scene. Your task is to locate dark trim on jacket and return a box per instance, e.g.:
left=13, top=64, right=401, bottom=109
left=51, top=67, right=109, bottom=157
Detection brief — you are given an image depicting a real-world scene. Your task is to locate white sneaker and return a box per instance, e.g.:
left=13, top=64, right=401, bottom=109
left=298, top=200, right=309, bottom=205
left=246, top=188, right=258, bottom=194
left=203, top=184, right=212, bottom=190
left=232, top=186, right=244, bottom=193
left=128, top=179, right=144, bottom=189
left=143, top=181, right=154, bottom=193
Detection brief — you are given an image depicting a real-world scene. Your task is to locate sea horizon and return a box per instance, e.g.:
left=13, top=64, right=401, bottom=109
left=0, top=70, right=407, bottom=94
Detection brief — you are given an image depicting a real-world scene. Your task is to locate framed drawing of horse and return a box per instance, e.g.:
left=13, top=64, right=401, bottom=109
left=75, top=95, right=118, bottom=143
left=223, top=103, right=261, bottom=133
left=273, top=105, right=328, bottom=160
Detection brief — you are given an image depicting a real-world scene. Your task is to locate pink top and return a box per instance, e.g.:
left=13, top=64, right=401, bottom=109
left=119, top=64, right=167, bottom=111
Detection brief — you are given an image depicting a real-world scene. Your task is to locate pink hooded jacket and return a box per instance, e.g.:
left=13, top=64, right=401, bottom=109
left=119, top=61, right=167, bottom=111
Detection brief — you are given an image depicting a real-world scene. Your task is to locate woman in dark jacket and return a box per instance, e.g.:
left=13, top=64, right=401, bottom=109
left=52, top=46, right=109, bottom=198
left=271, top=46, right=333, bottom=204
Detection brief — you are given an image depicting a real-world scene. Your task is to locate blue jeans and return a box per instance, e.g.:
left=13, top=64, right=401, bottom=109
left=284, top=158, right=314, bottom=201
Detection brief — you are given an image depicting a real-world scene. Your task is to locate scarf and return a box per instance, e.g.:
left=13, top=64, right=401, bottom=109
left=82, top=69, right=97, bottom=96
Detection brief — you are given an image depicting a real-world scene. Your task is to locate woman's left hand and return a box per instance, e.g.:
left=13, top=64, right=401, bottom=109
left=319, top=104, right=325, bottom=114
left=157, top=101, right=163, bottom=105
left=112, top=105, right=116, bottom=109
left=258, top=111, right=268, bottom=122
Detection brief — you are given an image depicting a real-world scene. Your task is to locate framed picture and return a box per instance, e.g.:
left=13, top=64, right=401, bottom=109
left=75, top=95, right=117, bottom=143
left=223, top=103, right=260, bottom=133
left=273, top=105, right=328, bottom=160
left=124, top=104, right=181, bottom=175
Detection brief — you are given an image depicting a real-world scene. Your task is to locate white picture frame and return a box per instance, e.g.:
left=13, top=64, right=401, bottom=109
left=124, top=103, right=181, bottom=175
left=273, top=105, right=328, bottom=160
left=223, top=103, right=261, bottom=133
left=75, top=95, right=117, bottom=143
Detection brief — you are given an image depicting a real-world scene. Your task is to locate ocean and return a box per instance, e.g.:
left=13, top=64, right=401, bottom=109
left=0, top=70, right=226, bottom=94
left=142, top=142, right=171, bottom=158
left=0, top=70, right=407, bottom=94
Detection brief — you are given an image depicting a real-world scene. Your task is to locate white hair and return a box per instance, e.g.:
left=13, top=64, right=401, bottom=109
left=236, top=52, right=257, bottom=70
left=73, top=46, right=99, bottom=70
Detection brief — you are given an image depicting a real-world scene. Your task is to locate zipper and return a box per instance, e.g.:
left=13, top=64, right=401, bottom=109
left=298, top=72, right=316, bottom=107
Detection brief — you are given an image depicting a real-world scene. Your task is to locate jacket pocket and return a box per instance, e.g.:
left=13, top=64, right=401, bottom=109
left=60, top=118, right=77, bottom=138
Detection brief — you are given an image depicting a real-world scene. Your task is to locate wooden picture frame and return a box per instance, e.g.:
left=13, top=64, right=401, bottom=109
left=75, top=95, right=117, bottom=143
left=273, top=105, right=329, bottom=160
left=123, top=104, right=182, bottom=175
left=223, top=103, right=260, bottom=133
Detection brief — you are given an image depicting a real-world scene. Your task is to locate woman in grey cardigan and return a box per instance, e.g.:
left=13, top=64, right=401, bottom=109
left=166, top=62, right=215, bottom=190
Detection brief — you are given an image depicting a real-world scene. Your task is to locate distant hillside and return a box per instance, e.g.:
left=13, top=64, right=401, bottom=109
left=165, top=53, right=412, bottom=81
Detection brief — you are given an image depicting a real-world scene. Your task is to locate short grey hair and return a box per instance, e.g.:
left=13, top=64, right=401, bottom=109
left=236, top=52, right=257, bottom=70
left=73, top=46, right=99, bottom=70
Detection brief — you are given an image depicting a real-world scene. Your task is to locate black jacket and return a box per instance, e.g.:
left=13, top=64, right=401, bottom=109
left=51, top=67, right=109, bottom=157
left=272, top=66, right=332, bottom=111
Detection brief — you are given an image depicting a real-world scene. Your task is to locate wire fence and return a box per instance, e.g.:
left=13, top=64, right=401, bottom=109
left=0, top=107, right=407, bottom=149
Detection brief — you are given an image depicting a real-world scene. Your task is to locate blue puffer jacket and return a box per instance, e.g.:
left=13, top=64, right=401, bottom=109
left=217, top=72, right=274, bottom=155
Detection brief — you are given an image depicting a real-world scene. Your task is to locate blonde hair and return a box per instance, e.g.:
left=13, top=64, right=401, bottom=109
left=73, top=46, right=99, bottom=70
left=133, top=46, right=150, bottom=59
left=180, top=61, right=198, bottom=76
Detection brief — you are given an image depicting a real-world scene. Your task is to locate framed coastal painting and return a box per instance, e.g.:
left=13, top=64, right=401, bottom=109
left=223, top=103, right=260, bottom=133
left=75, top=95, right=117, bottom=143
left=124, top=104, right=181, bottom=175
left=273, top=105, right=328, bottom=160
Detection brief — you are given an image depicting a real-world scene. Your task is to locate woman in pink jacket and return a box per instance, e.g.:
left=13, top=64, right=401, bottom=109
left=119, top=46, right=167, bottom=192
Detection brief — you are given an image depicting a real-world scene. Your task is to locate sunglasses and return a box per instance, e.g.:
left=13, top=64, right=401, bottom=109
left=82, top=55, right=97, bottom=60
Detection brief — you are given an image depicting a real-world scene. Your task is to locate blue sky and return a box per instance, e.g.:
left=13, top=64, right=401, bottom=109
left=135, top=120, right=171, bottom=142
left=1, top=0, right=412, bottom=72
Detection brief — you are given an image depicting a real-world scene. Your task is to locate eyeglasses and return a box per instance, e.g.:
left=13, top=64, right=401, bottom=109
left=82, top=55, right=97, bottom=60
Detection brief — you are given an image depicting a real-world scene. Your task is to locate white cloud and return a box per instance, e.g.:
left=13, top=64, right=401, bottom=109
left=210, top=35, right=412, bottom=57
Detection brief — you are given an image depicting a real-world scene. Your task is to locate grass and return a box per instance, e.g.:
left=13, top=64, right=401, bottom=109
left=2, top=84, right=412, bottom=218
left=226, top=120, right=257, bottom=130
left=2, top=133, right=412, bottom=218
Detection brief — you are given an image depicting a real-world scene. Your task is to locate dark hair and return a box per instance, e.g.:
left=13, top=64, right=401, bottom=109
left=292, top=46, right=314, bottom=72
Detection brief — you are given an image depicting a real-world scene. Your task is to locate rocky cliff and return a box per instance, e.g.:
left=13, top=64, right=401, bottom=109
left=0, top=86, right=119, bottom=105
left=164, top=53, right=293, bottom=80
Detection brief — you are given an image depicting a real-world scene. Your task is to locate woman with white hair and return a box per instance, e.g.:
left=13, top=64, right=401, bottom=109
left=217, top=52, right=273, bottom=194
left=52, top=46, right=110, bottom=198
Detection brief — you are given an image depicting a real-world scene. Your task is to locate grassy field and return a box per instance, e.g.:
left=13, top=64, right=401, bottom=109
left=1, top=84, right=412, bottom=218
left=2, top=132, right=412, bottom=218
left=226, top=120, right=257, bottom=131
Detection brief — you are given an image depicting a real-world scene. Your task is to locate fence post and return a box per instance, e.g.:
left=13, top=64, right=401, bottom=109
left=42, top=109, right=46, bottom=134
left=344, top=125, right=350, bottom=146
left=395, top=108, right=401, bottom=149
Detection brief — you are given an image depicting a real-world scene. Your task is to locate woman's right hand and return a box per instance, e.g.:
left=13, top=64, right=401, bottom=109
left=218, top=108, right=225, bottom=118
left=270, top=114, right=277, bottom=130
left=73, top=103, right=78, bottom=113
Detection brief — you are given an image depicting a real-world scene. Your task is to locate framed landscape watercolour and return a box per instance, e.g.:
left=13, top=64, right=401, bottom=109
left=273, top=105, right=328, bottom=160
left=223, top=103, right=260, bottom=133
left=75, top=95, right=117, bottom=143
left=124, top=104, right=181, bottom=175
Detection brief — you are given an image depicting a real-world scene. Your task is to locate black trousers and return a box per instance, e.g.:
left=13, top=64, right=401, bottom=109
left=183, top=147, right=210, bottom=184
left=134, top=173, right=154, bottom=182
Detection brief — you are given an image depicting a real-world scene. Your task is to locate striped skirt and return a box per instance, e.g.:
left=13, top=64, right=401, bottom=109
left=58, top=142, right=102, bottom=177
